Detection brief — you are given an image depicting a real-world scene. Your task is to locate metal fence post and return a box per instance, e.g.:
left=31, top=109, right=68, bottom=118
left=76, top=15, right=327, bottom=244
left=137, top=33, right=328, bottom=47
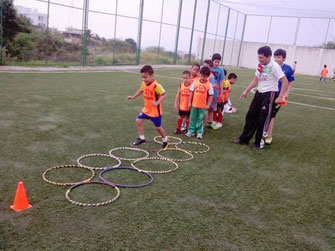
left=200, top=0, right=211, bottom=64
left=229, top=12, right=239, bottom=66
left=81, top=0, right=89, bottom=66
left=187, top=0, right=197, bottom=64
left=173, top=0, right=183, bottom=64
left=237, top=14, right=247, bottom=67
left=324, top=18, right=331, bottom=45
left=0, top=0, right=3, bottom=64
left=266, top=16, right=272, bottom=44
left=157, top=0, right=164, bottom=64
left=45, top=0, right=50, bottom=64
left=221, top=7, right=230, bottom=64
left=213, top=4, right=221, bottom=56
left=136, top=0, right=144, bottom=65
left=112, top=0, right=118, bottom=64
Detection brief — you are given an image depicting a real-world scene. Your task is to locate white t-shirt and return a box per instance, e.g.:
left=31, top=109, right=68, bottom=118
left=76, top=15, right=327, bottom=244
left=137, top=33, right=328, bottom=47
left=255, top=60, right=285, bottom=93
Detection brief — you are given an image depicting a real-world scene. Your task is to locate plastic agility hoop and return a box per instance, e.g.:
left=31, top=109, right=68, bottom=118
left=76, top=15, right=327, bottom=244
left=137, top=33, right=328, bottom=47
left=131, top=157, right=179, bottom=174
left=99, top=166, right=153, bottom=188
left=42, top=165, right=95, bottom=186
left=65, top=181, right=120, bottom=207
left=154, top=136, right=182, bottom=145
left=109, top=147, right=149, bottom=161
left=156, top=148, right=193, bottom=162
left=77, top=153, right=121, bottom=170
left=175, top=141, right=210, bottom=154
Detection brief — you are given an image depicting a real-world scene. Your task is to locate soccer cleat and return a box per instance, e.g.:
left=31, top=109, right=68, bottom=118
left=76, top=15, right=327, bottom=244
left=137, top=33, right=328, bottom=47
left=265, top=136, right=272, bottom=145
left=232, top=139, right=248, bottom=145
left=185, top=131, right=194, bottom=137
left=174, top=128, right=182, bottom=134
left=133, top=138, right=146, bottom=146
left=162, top=140, right=169, bottom=150
left=196, top=133, right=203, bottom=139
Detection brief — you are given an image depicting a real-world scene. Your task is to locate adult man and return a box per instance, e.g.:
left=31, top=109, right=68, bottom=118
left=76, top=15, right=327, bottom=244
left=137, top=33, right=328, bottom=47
left=233, top=46, right=288, bottom=150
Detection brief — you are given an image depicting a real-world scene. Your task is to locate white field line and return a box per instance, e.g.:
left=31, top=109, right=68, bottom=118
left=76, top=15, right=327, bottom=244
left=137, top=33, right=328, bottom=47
left=289, top=92, right=335, bottom=101
left=250, top=88, right=335, bottom=111
left=291, top=87, right=335, bottom=95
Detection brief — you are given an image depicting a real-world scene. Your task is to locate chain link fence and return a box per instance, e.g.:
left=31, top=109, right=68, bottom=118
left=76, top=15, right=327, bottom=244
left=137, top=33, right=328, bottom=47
left=1, top=0, right=334, bottom=68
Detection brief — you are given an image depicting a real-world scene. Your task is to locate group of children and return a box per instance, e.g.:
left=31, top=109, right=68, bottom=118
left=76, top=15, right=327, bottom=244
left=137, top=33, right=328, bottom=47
left=128, top=53, right=238, bottom=148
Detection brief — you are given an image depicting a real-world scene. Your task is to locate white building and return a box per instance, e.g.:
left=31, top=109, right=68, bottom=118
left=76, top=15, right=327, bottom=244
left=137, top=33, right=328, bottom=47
left=15, top=6, right=47, bottom=28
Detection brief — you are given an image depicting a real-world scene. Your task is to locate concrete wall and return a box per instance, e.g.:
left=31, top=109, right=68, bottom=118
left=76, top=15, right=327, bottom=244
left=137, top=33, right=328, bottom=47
left=196, top=38, right=335, bottom=77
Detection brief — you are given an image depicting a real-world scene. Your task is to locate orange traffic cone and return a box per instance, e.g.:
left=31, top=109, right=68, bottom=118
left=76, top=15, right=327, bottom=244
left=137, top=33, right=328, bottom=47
left=10, top=182, right=32, bottom=212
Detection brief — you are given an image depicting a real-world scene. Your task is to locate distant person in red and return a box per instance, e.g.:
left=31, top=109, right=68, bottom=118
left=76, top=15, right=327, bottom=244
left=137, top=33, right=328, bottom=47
left=319, top=65, right=328, bottom=83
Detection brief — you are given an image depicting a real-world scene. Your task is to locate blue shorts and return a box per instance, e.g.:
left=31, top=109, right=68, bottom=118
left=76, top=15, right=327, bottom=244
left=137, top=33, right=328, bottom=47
left=137, top=113, right=162, bottom=127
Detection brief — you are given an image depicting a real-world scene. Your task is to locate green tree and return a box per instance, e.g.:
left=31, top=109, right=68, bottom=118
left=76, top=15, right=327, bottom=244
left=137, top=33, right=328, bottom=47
left=125, top=38, right=137, bottom=52
left=323, top=41, right=335, bottom=50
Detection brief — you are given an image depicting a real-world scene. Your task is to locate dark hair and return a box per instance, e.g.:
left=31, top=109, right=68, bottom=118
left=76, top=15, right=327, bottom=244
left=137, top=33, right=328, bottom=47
left=183, top=70, right=191, bottom=76
left=140, top=65, right=154, bottom=75
left=204, top=59, right=213, bottom=68
left=274, top=49, right=286, bottom=59
left=324, top=65, right=327, bottom=68
left=228, top=73, right=238, bottom=79
left=191, top=63, right=200, bottom=69
left=223, top=68, right=227, bottom=77
left=294, top=61, right=297, bottom=63
left=200, top=66, right=211, bottom=77
left=212, top=53, right=221, bottom=61
left=257, top=46, right=272, bottom=57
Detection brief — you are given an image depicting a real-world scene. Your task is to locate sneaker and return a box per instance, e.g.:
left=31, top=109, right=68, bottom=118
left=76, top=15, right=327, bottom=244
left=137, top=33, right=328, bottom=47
left=181, top=125, right=186, bottom=131
left=185, top=131, right=194, bottom=137
left=215, top=122, right=222, bottom=129
left=232, top=139, right=248, bottom=145
left=212, top=121, right=218, bottom=125
left=174, top=128, right=182, bottom=134
left=162, top=141, right=169, bottom=150
left=133, top=138, right=146, bottom=146
left=253, top=145, right=263, bottom=151
left=265, top=136, right=272, bottom=145
left=207, top=123, right=217, bottom=129
left=196, top=133, right=203, bottom=139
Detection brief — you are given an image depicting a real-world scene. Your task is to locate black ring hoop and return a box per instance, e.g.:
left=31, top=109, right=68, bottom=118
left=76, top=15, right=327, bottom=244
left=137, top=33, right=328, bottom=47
left=99, top=166, right=153, bottom=188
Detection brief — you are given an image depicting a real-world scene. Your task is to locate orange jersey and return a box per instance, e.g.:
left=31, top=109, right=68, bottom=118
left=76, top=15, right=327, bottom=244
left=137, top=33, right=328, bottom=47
left=141, top=80, right=165, bottom=117
left=191, top=76, right=199, bottom=83
left=191, top=80, right=213, bottom=109
left=179, top=82, right=192, bottom=111
left=321, top=68, right=328, bottom=77
left=222, top=80, right=231, bottom=103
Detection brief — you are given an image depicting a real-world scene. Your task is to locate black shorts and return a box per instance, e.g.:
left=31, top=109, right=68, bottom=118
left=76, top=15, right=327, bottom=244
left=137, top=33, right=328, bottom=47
left=271, top=103, right=281, bottom=118
left=179, top=110, right=190, bottom=117
left=217, top=102, right=224, bottom=109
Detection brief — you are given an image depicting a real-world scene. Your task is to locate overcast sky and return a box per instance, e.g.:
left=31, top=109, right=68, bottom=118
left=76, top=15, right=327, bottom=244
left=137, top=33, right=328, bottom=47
left=14, top=0, right=335, bottom=53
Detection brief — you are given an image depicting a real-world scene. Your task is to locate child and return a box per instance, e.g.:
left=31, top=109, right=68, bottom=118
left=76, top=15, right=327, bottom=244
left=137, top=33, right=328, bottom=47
left=190, top=63, right=200, bottom=83
left=185, top=66, right=214, bottom=139
left=332, top=68, right=335, bottom=81
left=265, top=49, right=294, bottom=145
left=221, top=73, right=238, bottom=124
left=213, top=68, right=227, bottom=128
left=210, top=53, right=224, bottom=128
left=181, top=63, right=200, bottom=131
left=174, top=71, right=192, bottom=134
left=202, top=59, right=216, bottom=128
left=127, top=65, right=169, bottom=149
left=319, top=65, right=328, bottom=83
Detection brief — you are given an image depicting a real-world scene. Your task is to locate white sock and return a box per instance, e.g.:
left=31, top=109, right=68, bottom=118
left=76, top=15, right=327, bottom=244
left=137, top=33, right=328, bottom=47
left=162, top=136, right=168, bottom=142
left=139, top=135, right=145, bottom=140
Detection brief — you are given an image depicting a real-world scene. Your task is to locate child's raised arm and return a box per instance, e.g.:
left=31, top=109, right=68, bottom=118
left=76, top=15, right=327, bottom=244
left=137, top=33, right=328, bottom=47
left=127, top=89, right=143, bottom=100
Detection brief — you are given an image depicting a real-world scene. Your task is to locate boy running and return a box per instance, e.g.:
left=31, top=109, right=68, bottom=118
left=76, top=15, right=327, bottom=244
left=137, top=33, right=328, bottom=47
left=185, top=66, right=213, bottom=139
left=174, top=71, right=192, bottom=134
left=128, top=65, right=169, bottom=149
left=319, top=65, right=328, bottom=83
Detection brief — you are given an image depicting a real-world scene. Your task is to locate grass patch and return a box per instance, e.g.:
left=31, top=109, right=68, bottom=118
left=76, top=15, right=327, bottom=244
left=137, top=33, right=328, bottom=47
left=0, top=68, right=334, bottom=250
